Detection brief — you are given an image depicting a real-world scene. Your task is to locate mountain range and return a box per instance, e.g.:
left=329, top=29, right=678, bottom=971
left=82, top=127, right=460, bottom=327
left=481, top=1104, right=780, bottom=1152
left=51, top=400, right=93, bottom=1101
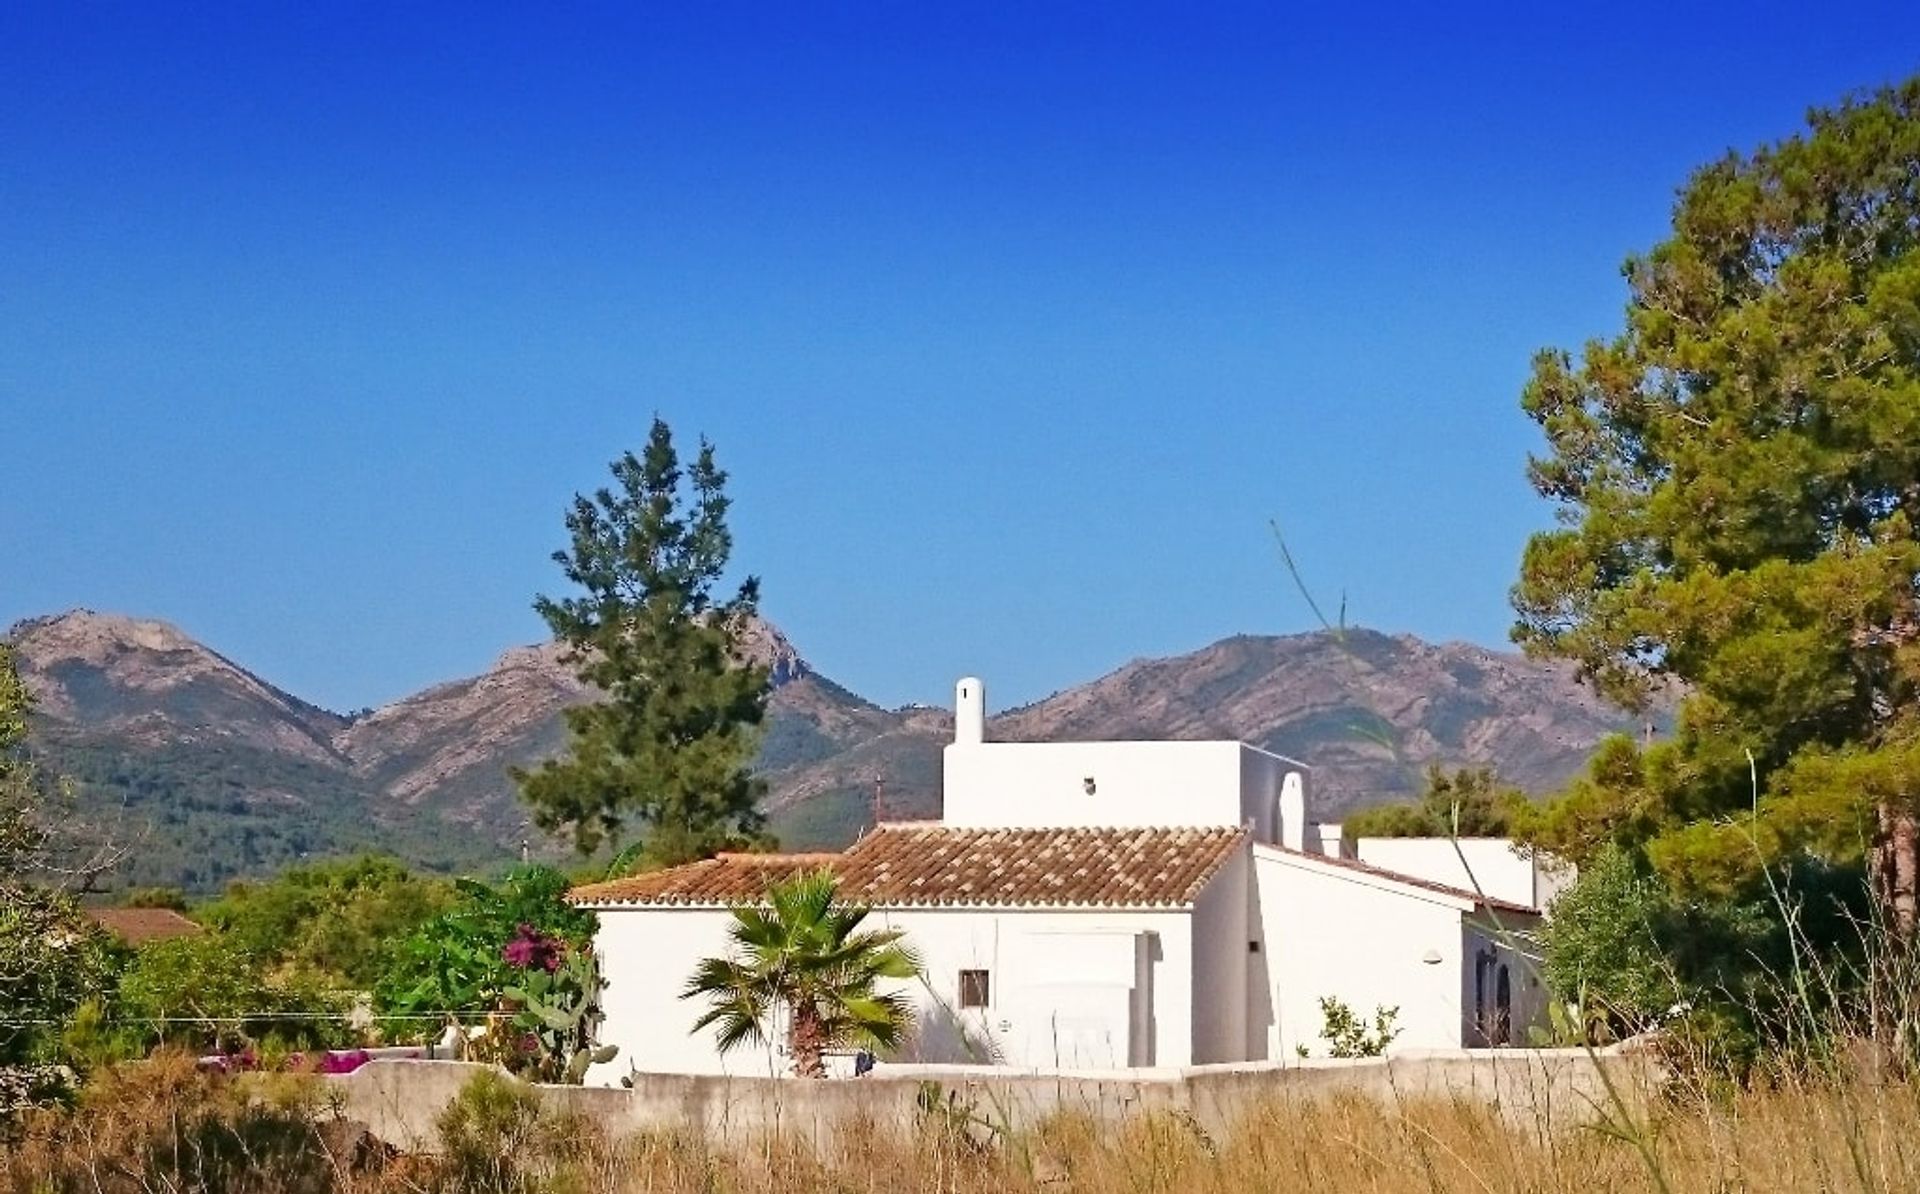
left=7, top=609, right=1646, bottom=894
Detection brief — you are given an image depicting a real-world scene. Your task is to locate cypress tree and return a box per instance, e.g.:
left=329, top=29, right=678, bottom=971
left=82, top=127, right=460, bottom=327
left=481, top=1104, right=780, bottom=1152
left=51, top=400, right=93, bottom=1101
left=515, top=418, right=770, bottom=867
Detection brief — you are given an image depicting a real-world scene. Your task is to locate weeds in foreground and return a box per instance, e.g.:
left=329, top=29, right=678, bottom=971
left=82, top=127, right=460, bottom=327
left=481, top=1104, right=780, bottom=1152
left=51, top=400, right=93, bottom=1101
left=17, top=1059, right=1920, bottom=1192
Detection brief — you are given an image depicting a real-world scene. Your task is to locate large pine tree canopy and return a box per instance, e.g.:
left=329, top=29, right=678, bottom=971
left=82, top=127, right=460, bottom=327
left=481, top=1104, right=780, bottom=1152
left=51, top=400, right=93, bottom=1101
left=1514, top=79, right=1920, bottom=902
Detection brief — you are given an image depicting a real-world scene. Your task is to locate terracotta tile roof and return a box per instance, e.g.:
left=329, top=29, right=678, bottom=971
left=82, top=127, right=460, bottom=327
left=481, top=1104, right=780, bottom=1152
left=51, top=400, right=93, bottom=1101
left=86, top=907, right=204, bottom=945
left=568, top=853, right=841, bottom=906
left=570, top=825, right=1247, bottom=909
left=1265, top=846, right=1540, bottom=916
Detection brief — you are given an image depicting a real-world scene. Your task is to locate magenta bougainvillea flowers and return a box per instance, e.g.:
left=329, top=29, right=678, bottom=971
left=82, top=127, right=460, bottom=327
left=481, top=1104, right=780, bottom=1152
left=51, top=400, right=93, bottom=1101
left=501, top=922, right=565, bottom=972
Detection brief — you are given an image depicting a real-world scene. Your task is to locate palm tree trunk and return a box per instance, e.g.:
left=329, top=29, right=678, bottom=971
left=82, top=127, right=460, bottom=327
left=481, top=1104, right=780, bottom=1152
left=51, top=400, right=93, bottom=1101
left=789, top=1003, right=828, bottom=1078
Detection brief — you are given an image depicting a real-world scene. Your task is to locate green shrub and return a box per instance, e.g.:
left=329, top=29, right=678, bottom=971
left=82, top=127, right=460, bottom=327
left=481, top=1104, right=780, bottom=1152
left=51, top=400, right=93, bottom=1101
left=1342, top=766, right=1532, bottom=839
left=434, top=1070, right=552, bottom=1194
left=0, top=884, right=120, bottom=1065
left=1539, top=845, right=1678, bottom=1041
left=373, top=865, right=595, bottom=1039
left=124, top=886, right=191, bottom=911
left=196, top=854, right=453, bottom=988
left=1316, top=996, right=1400, bottom=1058
left=116, top=933, right=349, bottom=1054
left=56, top=999, right=144, bottom=1072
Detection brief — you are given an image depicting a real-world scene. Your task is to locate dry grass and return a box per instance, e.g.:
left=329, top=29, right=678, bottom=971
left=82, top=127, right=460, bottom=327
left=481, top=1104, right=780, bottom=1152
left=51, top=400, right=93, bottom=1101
left=528, top=1078, right=1920, bottom=1194
left=15, top=1059, right=1920, bottom=1192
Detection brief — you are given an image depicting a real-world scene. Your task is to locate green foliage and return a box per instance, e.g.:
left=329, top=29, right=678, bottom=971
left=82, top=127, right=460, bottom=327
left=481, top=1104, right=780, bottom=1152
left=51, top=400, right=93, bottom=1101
left=1511, top=76, right=1920, bottom=900
left=1343, top=766, right=1533, bottom=839
left=116, top=935, right=269, bottom=1041
left=1538, top=845, right=1678, bottom=1039
left=1509, top=80, right=1920, bottom=1073
left=0, top=644, right=122, bottom=1066
left=429, top=1071, right=620, bottom=1194
left=116, top=933, right=347, bottom=1053
left=1315, top=996, right=1400, bottom=1058
left=0, top=886, right=120, bottom=1065
left=196, top=854, right=453, bottom=988
left=0, top=643, right=44, bottom=875
left=373, top=865, right=595, bottom=1033
left=683, top=869, right=921, bottom=1077
left=57, top=999, right=145, bottom=1070
left=515, top=417, right=773, bottom=865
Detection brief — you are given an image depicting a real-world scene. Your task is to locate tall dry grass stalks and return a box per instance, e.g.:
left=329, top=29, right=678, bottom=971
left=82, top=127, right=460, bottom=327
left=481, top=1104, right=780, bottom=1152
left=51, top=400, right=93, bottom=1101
left=18, top=1057, right=1920, bottom=1193
left=539, top=1078, right=1920, bottom=1194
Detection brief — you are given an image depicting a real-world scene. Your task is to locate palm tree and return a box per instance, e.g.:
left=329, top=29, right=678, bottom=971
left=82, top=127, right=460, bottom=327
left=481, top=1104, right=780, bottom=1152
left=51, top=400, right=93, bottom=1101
left=682, top=869, right=921, bottom=1077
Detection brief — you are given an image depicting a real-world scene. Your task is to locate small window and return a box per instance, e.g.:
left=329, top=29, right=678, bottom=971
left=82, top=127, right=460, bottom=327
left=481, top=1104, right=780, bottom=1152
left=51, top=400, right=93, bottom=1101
left=958, top=969, right=990, bottom=1009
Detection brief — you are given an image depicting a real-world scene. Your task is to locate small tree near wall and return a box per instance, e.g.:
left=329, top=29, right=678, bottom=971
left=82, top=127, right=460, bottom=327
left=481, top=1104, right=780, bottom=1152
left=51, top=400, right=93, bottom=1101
left=1315, top=996, right=1401, bottom=1059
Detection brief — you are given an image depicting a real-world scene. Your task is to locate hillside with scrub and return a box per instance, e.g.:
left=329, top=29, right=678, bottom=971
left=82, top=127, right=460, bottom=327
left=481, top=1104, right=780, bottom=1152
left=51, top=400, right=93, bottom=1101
left=9, top=608, right=1642, bottom=894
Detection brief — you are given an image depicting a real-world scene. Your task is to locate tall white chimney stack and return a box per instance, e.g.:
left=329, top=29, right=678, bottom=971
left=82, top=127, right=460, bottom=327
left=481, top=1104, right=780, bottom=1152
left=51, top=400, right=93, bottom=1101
left=954, top=677, right=985, bottom=746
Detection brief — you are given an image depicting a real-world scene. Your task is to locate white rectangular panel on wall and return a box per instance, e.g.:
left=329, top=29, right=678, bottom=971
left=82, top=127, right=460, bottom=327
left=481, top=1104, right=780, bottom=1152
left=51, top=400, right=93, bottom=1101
left=1003, top=927, right=1141, bottom=986
left=999, top=928, right=1150, bottom=1068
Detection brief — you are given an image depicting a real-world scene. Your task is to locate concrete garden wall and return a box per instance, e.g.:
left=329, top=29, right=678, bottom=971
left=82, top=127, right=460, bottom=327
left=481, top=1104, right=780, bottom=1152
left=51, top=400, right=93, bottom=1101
left=328, top=1047, right=1657, bottom=1153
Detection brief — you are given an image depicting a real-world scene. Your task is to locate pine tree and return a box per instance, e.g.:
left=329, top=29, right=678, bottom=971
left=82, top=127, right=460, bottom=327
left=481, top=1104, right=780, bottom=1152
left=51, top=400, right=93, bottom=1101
left=0, top=644, right=44, bottom=874
left=514, top=419, right=771, bottom=866
left=1513, top=79, right=1920, bottom=926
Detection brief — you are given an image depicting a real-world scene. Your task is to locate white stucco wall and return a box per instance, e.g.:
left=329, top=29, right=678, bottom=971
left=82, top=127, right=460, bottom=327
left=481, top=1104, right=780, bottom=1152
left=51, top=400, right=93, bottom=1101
left=881, top=906, right=1196, bottom=1069
left=1237, top=747, right=1294, bottom=843
left=1251, top=846, right=1474, bottom=1058
left=942, top=740, right=1306, bottom=841
left=590, top=907, right=763, bottom=1080
left=1353, top=838, right=1565, bottom=910
left=1189, top=846, right=1250, bottom=1064
left=586, top=901, right=1206, bottom=1084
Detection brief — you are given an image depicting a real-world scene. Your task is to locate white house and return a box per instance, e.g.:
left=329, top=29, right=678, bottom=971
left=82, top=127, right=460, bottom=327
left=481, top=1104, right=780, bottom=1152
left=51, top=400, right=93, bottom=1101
left=575, top=678, right=1550, bottom=1082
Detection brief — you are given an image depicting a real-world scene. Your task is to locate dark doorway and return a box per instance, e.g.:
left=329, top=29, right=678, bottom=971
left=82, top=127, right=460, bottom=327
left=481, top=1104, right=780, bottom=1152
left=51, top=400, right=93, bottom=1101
left=1493, top=964, right=1512, bottom=1046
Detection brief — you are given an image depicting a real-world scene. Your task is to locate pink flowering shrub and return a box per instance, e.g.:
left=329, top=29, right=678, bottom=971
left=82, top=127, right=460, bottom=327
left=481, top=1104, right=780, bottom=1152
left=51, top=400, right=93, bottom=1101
left=500, top=924, right=564, bottom=973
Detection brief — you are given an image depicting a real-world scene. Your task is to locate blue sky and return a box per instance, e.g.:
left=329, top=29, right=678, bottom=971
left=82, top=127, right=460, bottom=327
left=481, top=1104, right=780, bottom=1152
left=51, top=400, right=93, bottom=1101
left=5, top=5, right=1918, bottom=713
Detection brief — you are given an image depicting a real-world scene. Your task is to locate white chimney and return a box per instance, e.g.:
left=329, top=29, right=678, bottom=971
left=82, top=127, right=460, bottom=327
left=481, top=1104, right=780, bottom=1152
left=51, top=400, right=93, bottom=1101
left=1315, top=822, right=1348, bottom=859
left=954, top=677, right=986, bottom=746
left=1279, top=770, right=1307, bottom=851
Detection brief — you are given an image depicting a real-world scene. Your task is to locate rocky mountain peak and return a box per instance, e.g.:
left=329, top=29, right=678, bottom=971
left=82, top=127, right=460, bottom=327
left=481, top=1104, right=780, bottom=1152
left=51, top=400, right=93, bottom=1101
left=488, top=639, right=575, bottom=677
left=735, top=615, right=810, bottom=686
left=10, top=608, right=202, bottom=663
left=331, top=613, right=812, bottom=808
left=469, top=613, right=809, bottom=690
left=7, top=608, right=346, bottom=761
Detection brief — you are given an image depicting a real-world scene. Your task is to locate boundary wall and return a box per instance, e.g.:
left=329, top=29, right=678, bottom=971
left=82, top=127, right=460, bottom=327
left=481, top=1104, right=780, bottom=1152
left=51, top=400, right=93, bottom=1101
left=328, top=1048, right=1656, bottom=1151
